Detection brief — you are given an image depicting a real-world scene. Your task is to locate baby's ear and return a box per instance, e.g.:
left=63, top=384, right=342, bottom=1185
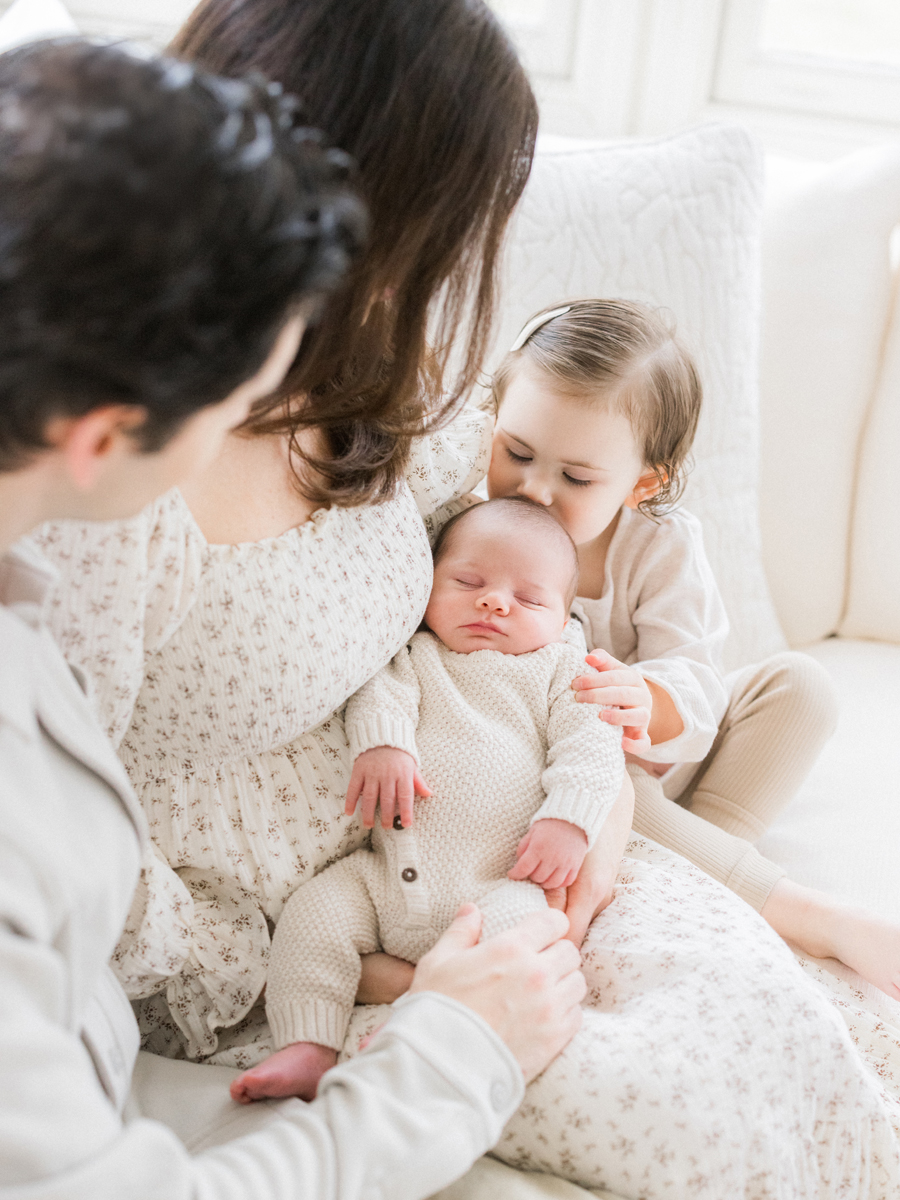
left=624, top=468, right=665, bottom=511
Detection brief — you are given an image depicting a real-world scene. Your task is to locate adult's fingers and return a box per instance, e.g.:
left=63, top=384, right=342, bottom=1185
left=498, top=906, right=570, bottom=951
left=421, top=903, right=482, bottom=965
left=537, top=933, right=584, bottom=981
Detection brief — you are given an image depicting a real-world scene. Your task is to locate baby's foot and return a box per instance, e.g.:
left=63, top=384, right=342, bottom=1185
left=828, top=906, right=900, bottom=1002
left=230, top=1042, right=338, bottom=1104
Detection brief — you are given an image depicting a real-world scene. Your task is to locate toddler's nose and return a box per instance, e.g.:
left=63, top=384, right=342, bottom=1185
left=518, top=477, right=553, bottom=507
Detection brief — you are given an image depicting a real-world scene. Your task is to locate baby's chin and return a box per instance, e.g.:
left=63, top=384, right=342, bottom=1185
left=436, top=628, right=565, bottom=656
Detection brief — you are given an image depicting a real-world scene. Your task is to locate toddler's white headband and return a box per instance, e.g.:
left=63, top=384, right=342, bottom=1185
left=509, top=305, right=572, bottom=352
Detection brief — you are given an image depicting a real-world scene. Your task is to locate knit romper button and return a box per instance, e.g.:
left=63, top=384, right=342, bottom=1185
left=393, top=814, right=404, bottom=831
left=401, top=867, right=417, bottom=883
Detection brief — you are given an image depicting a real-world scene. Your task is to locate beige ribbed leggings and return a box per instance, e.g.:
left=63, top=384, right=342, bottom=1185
left=631, top=650, right=838, bottom=911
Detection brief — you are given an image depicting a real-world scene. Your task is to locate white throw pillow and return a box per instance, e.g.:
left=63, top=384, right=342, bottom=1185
left=490, top=125, right=783, bottom=671
left=0, top=0, right=77, bottom=51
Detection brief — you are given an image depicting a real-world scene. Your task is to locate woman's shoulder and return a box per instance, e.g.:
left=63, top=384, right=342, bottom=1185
left=404, top=405, right=492, bottom=517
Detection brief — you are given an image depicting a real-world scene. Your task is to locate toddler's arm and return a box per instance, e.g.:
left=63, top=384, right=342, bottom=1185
left=345, top=746, right=432, bottom=829
left=572, top=511, right=729, bottom=763
left=571, top=648, right=678, bottom=754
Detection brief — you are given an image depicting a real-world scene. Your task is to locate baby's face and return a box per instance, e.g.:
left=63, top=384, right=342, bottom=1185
left=424, top=514, right=571, bottom=655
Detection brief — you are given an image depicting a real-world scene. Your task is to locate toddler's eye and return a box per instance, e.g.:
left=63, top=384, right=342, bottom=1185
left=505, top=447, right=532, bottom=464
left=563, top=474, right=593, bottom=487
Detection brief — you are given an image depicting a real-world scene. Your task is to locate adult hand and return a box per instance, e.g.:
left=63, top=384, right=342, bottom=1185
left=546, top=772, right=634, bottom=946
left=410, top=904, right=585, bottom=1082
left=357, top=952, right=415, bottom=1005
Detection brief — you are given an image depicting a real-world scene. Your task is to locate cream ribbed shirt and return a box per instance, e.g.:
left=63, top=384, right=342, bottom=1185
left=571, top=505, right=729, bottom=766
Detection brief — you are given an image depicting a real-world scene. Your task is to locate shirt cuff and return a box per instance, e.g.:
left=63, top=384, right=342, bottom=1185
left=383, top=992, right=524, bottom=1130
left=347, top=716, right=419, bottom=764
left=532, top=788, right=610, bottom=849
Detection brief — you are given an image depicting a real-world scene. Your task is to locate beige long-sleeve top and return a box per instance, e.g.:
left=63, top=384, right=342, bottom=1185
left=571, top=505, right=730, bottom=767
left=0, top=543, right=524, bottom=1199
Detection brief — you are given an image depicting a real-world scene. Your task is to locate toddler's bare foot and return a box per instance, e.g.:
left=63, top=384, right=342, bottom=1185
left=230, top=1042, right=338, bottom=1104
left=828, top=906, right=900, bottom=1002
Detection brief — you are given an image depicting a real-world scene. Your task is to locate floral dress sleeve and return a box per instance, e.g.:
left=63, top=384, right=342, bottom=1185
left=404, top=404, right=492, bottom=544
left=405, top=405, right=491, bottom=513
left=27, top=489, right=203, bottom=747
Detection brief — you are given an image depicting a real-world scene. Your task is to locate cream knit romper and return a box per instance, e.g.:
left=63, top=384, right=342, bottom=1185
left=266, top=633, right=624, bottom=1051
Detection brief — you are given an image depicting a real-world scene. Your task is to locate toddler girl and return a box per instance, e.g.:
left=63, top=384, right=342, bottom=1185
left=487, top=298, right=900, bottom=1000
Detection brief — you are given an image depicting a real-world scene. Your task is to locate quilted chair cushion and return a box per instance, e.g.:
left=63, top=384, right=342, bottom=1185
left=489, top=125, right=785, bottom=672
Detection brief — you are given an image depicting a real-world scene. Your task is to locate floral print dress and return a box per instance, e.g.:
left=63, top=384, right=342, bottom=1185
left=32, top=408, right=491, bottom=1064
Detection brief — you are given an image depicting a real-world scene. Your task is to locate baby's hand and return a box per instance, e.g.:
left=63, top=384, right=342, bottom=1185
left=508, top=819, right=588, bottom=890
left=345, top=746, right=432, bottom=830
left=571, top=649, right=653, bottom=755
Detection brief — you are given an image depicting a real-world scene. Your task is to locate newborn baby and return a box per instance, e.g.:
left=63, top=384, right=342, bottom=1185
left=233, top=497, right=624, bottom=1102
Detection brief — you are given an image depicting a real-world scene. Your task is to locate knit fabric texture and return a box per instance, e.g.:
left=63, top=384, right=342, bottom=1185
left=267, top=634, right=624, bottom=1050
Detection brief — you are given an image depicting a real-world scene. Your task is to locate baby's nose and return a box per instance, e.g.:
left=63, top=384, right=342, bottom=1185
left=479, top=589, right=509, bottom=613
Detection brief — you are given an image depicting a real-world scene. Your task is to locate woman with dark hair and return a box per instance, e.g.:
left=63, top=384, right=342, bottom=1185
left=32, top=0, right=611, bottom=1070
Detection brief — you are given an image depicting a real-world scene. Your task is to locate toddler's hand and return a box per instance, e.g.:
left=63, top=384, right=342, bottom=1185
left=571, top=649, right=653, bottom=754
left=345, top=746, right=432, bottom=830
left=508, top=818, right=588, bottom=890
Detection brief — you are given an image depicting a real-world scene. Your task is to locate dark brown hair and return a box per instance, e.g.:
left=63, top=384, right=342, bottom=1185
left=0, top=39, right=365, bottom=471
left=172, top=0, right=538, bottom=507
left=493, top=299, right=702, bottom=517
left=432, top=498, right=579, bottom=609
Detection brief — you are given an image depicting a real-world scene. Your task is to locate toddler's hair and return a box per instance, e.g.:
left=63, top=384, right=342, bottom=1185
left=432, top=497, right=579, bottom=608
left=493, top=299, right=702, bottom=516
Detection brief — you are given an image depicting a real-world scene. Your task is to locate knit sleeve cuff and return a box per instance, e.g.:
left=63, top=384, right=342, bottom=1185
left=531, top=788, right=610, bottom=850
left=725, top=846, right=787, bottom=913
left=268, top=999, right=354, bottom=1053
left=347, top=715, right=419, bottom=764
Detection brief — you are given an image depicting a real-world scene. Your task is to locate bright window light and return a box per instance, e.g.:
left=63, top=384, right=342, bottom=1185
left=760, top=0, right=900, bottom=69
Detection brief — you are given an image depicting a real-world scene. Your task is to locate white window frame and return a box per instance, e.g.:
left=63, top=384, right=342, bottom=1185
left=713, top=0, right=900, bottom=126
